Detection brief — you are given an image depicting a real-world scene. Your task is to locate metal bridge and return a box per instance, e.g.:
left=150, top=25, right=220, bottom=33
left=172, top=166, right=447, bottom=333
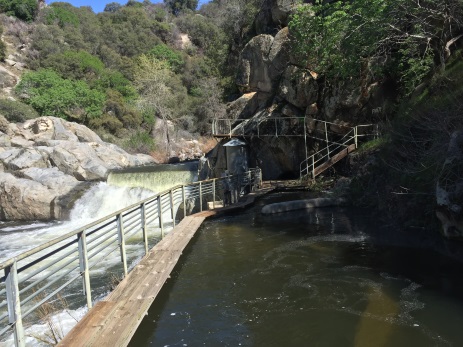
left=0, top=169, right=262, bottom=347
left=212, top=117, right=378, bottom=180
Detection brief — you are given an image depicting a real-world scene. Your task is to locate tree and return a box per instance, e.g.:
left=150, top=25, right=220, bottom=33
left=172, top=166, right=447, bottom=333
left=289, top=0, right=463, bottom=93
left=164, top=0, right=198, bottom=15
left=104, top=2, right=122, bottom=13
left=148, top=44, right=184, bottom=72
left=15, top=69, right=105, bottom=121
left=0, top=0, right=37, bottom=22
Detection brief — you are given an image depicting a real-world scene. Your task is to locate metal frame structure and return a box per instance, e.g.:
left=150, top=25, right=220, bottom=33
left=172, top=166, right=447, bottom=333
left=0, top=168, right=262, bottom=346
left=212, top=117, right=378, bottom=180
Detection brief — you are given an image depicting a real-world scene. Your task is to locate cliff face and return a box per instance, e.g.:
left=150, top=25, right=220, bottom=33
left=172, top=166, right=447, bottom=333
left=210, top=0, right=393, bottom=180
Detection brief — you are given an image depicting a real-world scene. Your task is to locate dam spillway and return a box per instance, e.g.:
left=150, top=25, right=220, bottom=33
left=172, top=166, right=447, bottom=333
left=107, top=161, right=198, bottom=193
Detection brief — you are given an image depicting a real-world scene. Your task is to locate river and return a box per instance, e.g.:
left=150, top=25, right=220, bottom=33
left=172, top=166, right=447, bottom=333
left=130, top=192, right=463, bottom=347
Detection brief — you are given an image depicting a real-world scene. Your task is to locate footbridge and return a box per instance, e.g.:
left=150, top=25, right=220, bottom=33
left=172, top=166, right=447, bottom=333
left=212, top=117, right=379, bottom=180
left=0, top=169, right=266, bottom=347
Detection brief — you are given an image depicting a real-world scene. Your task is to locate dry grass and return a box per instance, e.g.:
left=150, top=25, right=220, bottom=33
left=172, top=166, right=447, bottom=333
left=27, top=294, right=78, bottom=346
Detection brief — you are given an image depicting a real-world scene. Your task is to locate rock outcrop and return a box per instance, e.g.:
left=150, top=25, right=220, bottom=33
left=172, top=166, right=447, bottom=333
left=219, top=7, right=391, bottom=179
left=436, top=131, right=463, bottom=238
left=0, top=116, right=155, bottom=221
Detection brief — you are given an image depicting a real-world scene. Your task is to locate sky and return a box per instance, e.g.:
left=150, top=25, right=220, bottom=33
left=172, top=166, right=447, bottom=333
left=47, top=0, right=211, bottom=14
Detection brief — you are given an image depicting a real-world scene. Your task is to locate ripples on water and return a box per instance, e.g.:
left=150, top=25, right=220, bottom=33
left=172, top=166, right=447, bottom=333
left=131, top=192, right=463, bottom=347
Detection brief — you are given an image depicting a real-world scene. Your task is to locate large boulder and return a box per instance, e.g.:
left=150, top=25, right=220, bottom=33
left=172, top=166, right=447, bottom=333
left=255, top=0, right=303, bottom=34
left=237, top=34, right=275, bottom=93
left=0, top=172, right=57, bottom=220
left=271, top=0, right=302, bottom=26
left=278, top=65, right=318, bottom=109
left=436, top=131, right=463, bottom=238
left=0, top=116, right=156, bottom=221
left=236, top=28, right=291, bottom=94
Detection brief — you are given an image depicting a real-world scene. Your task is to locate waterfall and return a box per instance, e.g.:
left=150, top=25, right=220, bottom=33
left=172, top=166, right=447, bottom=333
left=1, top=163, right=198, bottom=345
left=107, top=162, right=198, bottom=193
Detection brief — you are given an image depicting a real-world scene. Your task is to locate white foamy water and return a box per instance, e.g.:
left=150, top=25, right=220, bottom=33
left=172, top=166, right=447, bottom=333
left=0, top=183, right=155, bottom=263
left=0, top=182, right=160, bottom=345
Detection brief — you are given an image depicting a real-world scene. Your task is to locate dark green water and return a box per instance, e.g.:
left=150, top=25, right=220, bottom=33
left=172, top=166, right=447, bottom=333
left=130, top=193, right=463, bottom=347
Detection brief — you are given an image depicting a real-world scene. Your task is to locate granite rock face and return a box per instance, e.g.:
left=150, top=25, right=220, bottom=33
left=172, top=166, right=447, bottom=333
left=436, top=131, right=463, bottom=238
left=0, top=116, right=155, bottom=221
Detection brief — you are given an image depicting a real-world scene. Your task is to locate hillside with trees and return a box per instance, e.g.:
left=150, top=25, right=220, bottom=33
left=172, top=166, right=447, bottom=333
left=0, top=0, right=262, bottom=159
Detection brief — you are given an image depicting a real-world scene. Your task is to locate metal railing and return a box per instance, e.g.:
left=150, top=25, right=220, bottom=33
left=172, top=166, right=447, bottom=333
left=299, top=124, right=379, bottom=180
left=0, top=168, right=262, bottom=347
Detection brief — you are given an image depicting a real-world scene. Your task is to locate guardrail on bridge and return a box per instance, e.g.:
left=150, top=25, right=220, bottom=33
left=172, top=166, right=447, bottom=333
left=0, top=168, right=262, bottom=347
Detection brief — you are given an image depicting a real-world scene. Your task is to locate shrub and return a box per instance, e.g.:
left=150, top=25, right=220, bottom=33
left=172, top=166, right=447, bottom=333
left=148, top=44, right=184, bottom=72
left=0, top=0, right=37, bottom=22
left=0, top=24, right=5, bottom=61
left=0, top=98, right=39, bottom=122
left=15, top=69, right=106, bottom=121
left=125, top=131, right=156, bottom=154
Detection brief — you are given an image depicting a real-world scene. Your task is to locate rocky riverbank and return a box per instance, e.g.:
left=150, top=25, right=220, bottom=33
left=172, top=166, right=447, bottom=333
left=0, top=115, right=155, bottom=221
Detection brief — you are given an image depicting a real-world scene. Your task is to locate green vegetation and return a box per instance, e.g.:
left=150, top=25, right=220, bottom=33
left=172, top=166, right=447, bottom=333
left=0, top=24, right=6, bottom=61
left=164, top=0, right=198, bottom=16
left=0, top=0, right=37, bottom=22
left=289, top=0, right=463, bottom=94
left=16, top=69, right=105, bottom=121
left=0, top=98, right=39, bottom=122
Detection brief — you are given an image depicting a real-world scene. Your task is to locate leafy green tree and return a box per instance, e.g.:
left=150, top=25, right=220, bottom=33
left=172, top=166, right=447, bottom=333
left=16, top=69, right=105, bottom=121
left=148, top=44, right=184, bottom=72
left=41, top=50, right=105, bottom=81
left=164, top=0, right=198, bottom=15
left=289, top=0, right=463, bottom=93
left=0, top=0, right=37, bottom=22
left=45, top=3, right=80, bottom=27
left=104, top=2, right=122, bottom=13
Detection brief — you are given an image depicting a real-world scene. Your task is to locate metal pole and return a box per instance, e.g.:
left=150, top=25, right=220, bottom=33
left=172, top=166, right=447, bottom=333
left=312, top=155, right=315, bottom=179
left=182, top=185, right=186, bottom=218
left=77, top=231, right=92, bottom=309
left=199, top=182, right=203, bottom=212
left=117, top=213, right=128, bottom=276
left=170, top=190, right=175, bottom=227
left=158, top=195, right=164, bottom=239
left=354, top=126, right=358, bottom=148
left=141, top=202, right=148, bottom=255
left=304, top=117, right=308, bottom=168
left=212, top=179, right=216, bottom=209
left=324, top=122, right=330, bottom=158
left=248, top=171, right=252, bottom=191
left=5, top=262, right=25, bottom=347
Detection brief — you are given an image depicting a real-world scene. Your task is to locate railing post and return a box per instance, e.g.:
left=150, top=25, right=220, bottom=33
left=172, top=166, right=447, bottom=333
left=312, top=155, right=315, bottom=179
left=170, top=190, right=175, bottom=227
left=212, top=179, right=216, bottom=209
left=182, top=185, right=186, bottom=218
left=324, top=122, right=330, bottom=158
left=354, top=126, right=358, bottom=148
left=158, top=195, right=164, bottom=239
left=5, top=261, right=25, bottom=347
left=199, top=182, right=203, bottom=212
left=248, top=170, right=252, bottom=191
left=77, top=231, right=92, bottom=309
left=117, top=213, right=128, bottom=276
left=141, top=202, right=148, bottom=255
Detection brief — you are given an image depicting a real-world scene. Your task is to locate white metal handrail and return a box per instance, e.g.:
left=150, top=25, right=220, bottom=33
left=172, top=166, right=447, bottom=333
left=0, top=168, right=262, bottom=346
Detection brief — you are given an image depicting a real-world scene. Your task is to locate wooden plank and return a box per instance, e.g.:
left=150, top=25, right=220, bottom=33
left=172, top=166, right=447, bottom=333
left=313, top=144, right=356, bottom=177
left=59, top=301, right=115, bottom=347
left=59, top=187, right=272, bottom=347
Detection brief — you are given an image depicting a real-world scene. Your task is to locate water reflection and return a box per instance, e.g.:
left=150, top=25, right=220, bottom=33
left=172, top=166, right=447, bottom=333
left=130, top=193, right=463, bottom=347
